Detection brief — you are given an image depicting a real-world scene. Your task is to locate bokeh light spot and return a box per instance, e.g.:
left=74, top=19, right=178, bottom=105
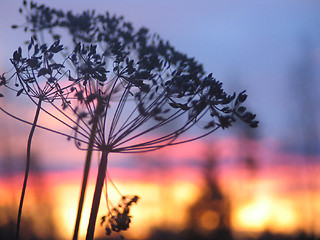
left=200, top=210, right=220, bottom=231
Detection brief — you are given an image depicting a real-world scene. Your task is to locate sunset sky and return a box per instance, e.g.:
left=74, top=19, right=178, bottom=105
left=1, top=131, right=320, bottom=239
left=0, top=1, right=320, bottom=239
left=1, top=0, right=320, bottom=142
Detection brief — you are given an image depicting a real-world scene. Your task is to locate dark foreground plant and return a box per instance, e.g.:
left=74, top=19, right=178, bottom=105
left=0, top=1, right=258, bottom=240
left=0, top=38, right=79, bottom=240
left=101, top=195, right=139, bottom=236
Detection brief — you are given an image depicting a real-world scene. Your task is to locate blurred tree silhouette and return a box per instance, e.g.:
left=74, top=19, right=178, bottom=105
left=146, top=145, right=233, bottom=240
left=181, top=146, right=233, bottom=240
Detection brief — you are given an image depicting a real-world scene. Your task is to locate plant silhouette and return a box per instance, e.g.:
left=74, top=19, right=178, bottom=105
left=1, top=37, right=79, bottom=240
left=1, top=1, right=258, bottom=239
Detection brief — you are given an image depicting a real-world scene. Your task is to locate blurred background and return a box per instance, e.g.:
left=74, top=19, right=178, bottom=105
left=0, top=1, right=320, bottom=239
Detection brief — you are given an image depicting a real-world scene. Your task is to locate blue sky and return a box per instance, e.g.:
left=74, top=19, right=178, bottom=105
left=1, top=0, right=320, bottom=150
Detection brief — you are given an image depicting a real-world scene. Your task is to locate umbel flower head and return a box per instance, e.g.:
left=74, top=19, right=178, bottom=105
left=0, top=38, right=92, bottom=145
left=12, top=1, right=258, bottom=153
left=3, top=1, right=259, bottom=239
left=3, top=38, right=74, bottom=100
left=61, top=42, right=258, bottom=154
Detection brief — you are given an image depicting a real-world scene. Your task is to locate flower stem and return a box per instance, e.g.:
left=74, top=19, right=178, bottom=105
left=16, top=98, right=42, bottom=240
left=86, top=148, right=109, bottom=240
left=72, top=113, right=99, bottom=240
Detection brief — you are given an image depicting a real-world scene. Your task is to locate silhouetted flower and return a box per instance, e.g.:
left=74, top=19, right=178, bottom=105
left=0, top=36, right=83, bottom=240
left=101, top=195, right=139, bottom=235
left=2, top=1, right=259, bottom=239
left=13, top=1, right=259, bottom=152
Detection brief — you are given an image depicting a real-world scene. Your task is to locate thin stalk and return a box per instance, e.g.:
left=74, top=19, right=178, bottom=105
left=86, top=148, right=109, bottom=240
left=16, top=98, right=42, bottom=240
left=73, top=105, right=101, bottom=240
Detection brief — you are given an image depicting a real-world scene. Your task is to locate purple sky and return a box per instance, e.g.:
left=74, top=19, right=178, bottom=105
left=1, top=0, right=320, bottom=149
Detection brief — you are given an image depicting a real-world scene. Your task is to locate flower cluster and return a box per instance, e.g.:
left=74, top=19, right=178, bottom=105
left=15, top=2, right=259, bottom=147
left=3, top=38, right=67, bottom=99
left=101, top=195, right=139, bottom=236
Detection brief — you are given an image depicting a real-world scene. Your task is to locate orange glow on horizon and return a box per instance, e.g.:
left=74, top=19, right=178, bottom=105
left=233, top=194, right=298, bottom=234
left=47, top=177, right=202, bottom=239
left=1, top=162, right=320, bottom=239
left=1, top=117, right=320, bottom=239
